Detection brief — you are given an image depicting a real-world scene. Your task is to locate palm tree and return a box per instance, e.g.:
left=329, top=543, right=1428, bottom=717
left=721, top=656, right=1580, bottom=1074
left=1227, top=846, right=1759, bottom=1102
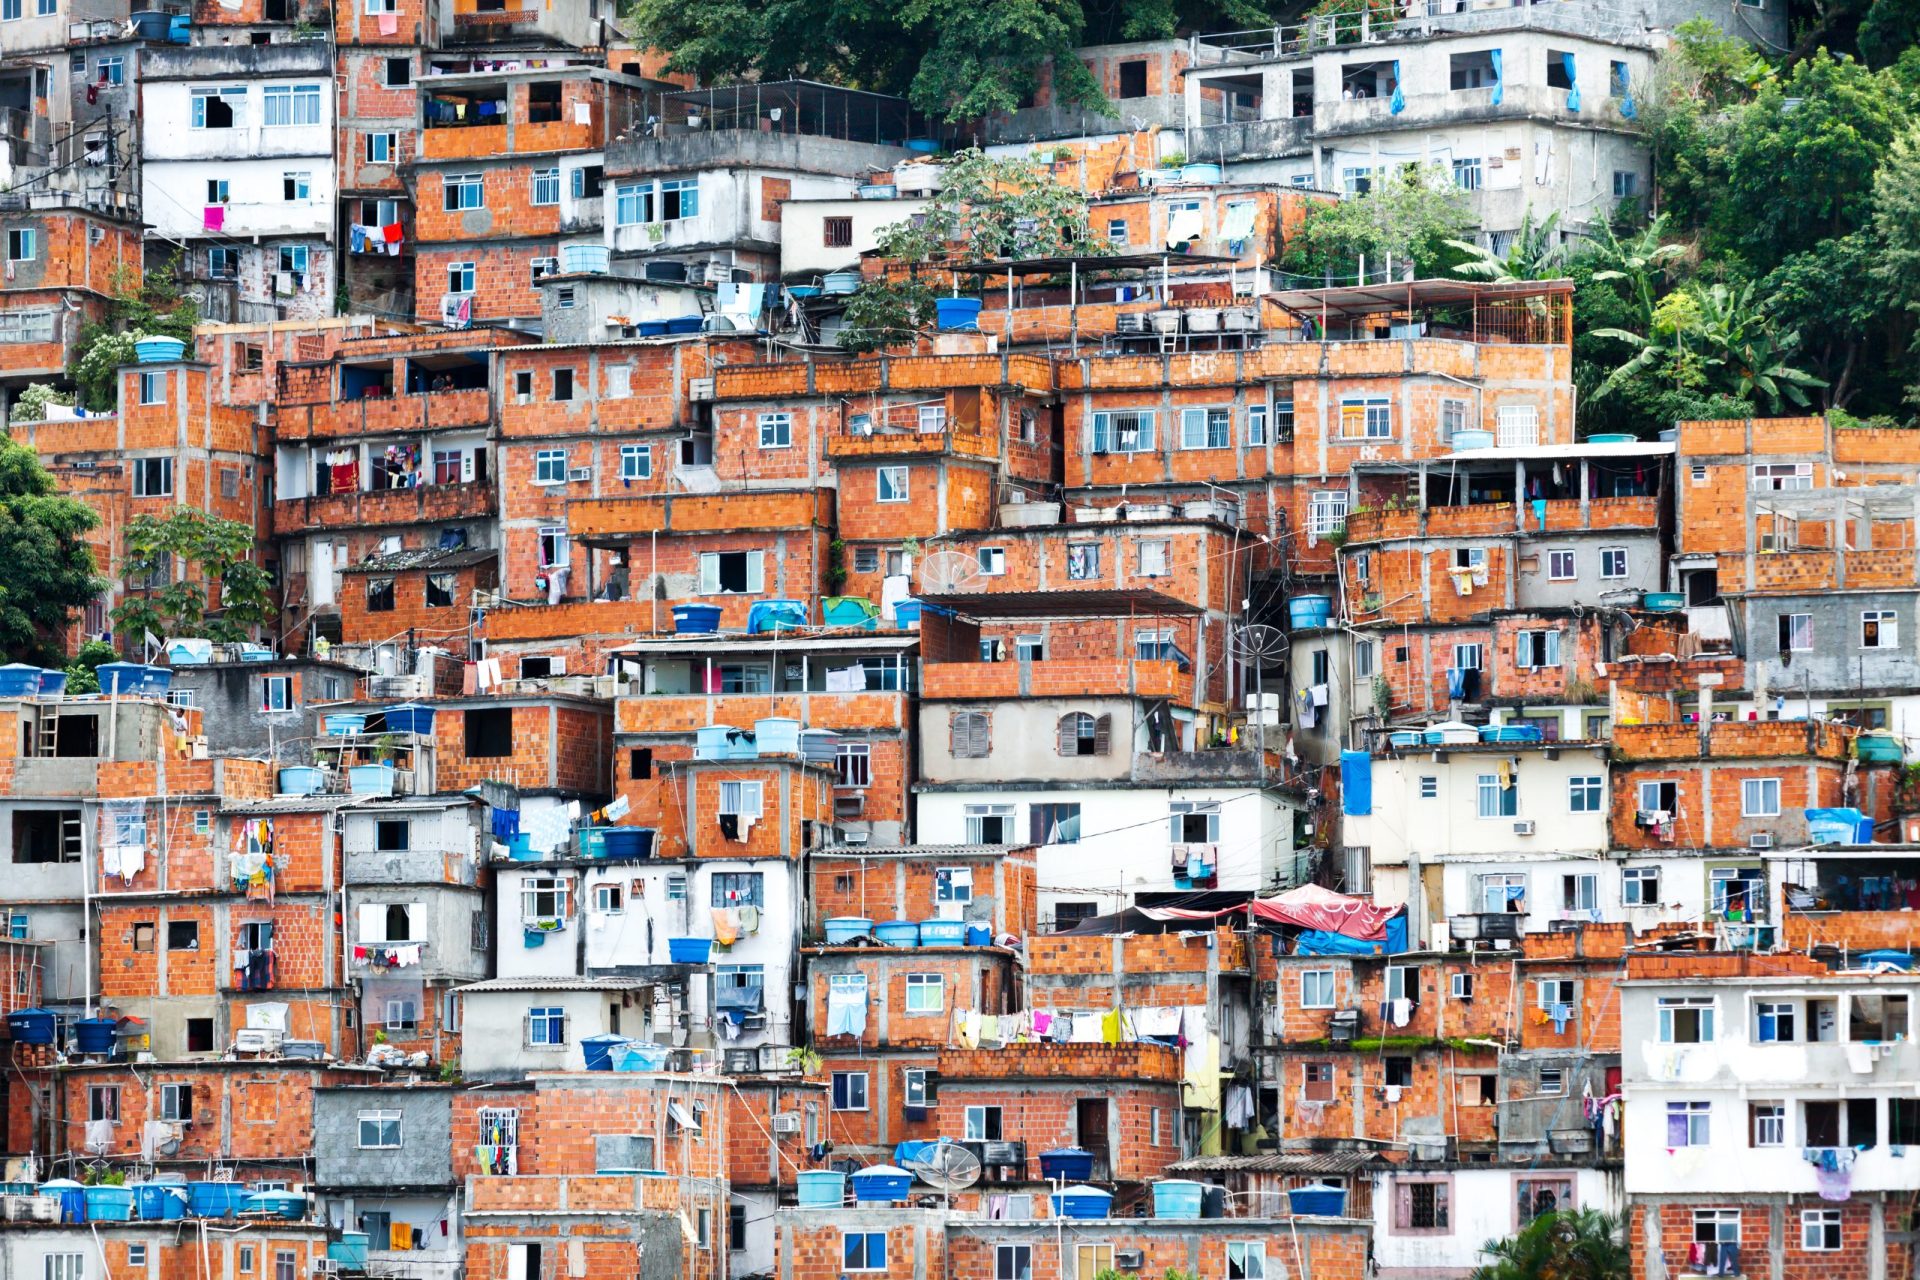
left=1447, top=210, right=1569, bottom=283
left=1472, top=1209, right=1629, bottom=1280
left=1591, top=279, right=1825, bottom=411
left=1581, top=214, right=1687, bottom=332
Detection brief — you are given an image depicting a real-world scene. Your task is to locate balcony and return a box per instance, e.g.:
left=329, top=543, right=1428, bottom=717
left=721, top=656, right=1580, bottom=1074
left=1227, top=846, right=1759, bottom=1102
left=937, top=1042, right=1183, bottom=1083
left=1346, top=496, right=1661, bottom=543
left=272, top=481, right=495, bottom=536
left=826, top=421, right=999, bottom=463
left=569, top=488, right=833, bottom=541
left=1612, top=719, right=1857, bottom=763
left=276, top=388, right=490, bottom=440
left=921, top=658, right=1184, bottom=701
left=713, top=353, right=1055, bottom=401
left=345, top=848, right=481, bottom=886
left=616, top=691, right=905, bottom=736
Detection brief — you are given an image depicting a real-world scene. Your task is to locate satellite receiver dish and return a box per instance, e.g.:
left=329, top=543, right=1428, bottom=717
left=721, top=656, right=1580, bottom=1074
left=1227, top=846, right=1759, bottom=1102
left=905, top=1141, right=982, bottom=1209
left=1228, top=623, right=1288, bottom=663
left=917, top=549, right=987, bottom=594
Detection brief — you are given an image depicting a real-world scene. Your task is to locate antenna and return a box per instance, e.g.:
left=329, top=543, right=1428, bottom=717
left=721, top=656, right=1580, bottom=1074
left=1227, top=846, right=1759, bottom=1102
left=905, top=1141, right=982, bottom=1210
left=917, top=549, right=987, bottom=595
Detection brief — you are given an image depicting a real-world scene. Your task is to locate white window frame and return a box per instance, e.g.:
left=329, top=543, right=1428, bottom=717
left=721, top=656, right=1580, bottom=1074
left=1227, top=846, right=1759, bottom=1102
left=1307, top=489, right=1349, bottom=544
left=1339, top=396, right=1392, bottom=439
left=1477, top=774, right=1517, bottom=819
left=619, top=445, right=651, bottom=480
left=1622, top=866, right=1660, bottom=906
left=1752, top=463, right=1812, bottom=491
left=1568, top=775, right=1603, bottom=813
left=1862, top=609, right=1898, bottom=649
left=1090, top=409, right=1156, bottom=455
left=876, top=467, right=909, bottom=503
left=718, top=780, right=764, bottom=819
left=1299, top=968, right=1336, bottom=1009
left=357, top=1110, right=402, bottom=1149
left=1547, top=549, right=1576, bottom=581
left=1742, top=778, right=1781, bottom=817
left=533, top=449, right=567, bottom=485
left=904, top=973, right=944, bottom=1013
left=1800, top=1209, right=1841, bottom=1252
left=758, top=412, right=793, bottom=449
left=1600, top=547, right=1628, bottom=579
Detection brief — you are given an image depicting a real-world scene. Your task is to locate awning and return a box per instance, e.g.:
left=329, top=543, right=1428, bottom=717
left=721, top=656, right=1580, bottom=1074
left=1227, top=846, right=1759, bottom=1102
left=1249, top=885, right=1402, bottom=940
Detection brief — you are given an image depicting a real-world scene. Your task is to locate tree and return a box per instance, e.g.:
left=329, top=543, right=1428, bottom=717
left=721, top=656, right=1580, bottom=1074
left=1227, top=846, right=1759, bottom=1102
left=67, top=256, right=198, bottom=412
left=1282, top=164, right=1474, bottom=281
left=1473, top=1209, right=1628, bottom=1280
left=837, top=276, right=939, bottom=353
left=7, top=383, right=74, bottom=426
left=1447, top=209, right=1568, bottom=283
left=874, top=148, right=1107, bottom=263
left=110, top=508, right=274, bottom=646
left=0, top=439, right=104, bottom=666
left=61, top=639, right=116, bottom=695
left=1591, top=280, right=1826, bottom=413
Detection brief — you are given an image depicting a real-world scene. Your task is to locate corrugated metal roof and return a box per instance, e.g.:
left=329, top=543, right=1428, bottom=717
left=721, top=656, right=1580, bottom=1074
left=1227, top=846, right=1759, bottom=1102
left=812, top=842, right=1033, bottom=858
left=456, top=976, right=664, bottom=994
left=1168, top=1151, right=1386, bottom=1176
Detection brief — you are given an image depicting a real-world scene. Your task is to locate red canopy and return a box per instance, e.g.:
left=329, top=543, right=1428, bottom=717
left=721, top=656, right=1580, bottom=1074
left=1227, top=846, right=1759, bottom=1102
left=1246, top=885, right=1401, bottom=940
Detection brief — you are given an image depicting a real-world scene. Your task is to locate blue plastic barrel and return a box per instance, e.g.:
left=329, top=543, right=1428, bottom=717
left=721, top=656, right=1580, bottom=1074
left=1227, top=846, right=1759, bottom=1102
left=41, top=1180, right=86, bottom=1222
left=616, top=1043, right=669, bottom=1071
left=892, top=599, right=923, bottom=628
left=1040, top=1148, right=1094, bottom=1181
left=382, top=703, right=435, bottom=734
left=0, top=663, right=44, bottom=696
left=188, top=1181, right=248, bottom=1217
left=668, top=937, right=711, bottom=964
left=243, top=1191, right=305, bottom=1220
left=133, top=1183, right=188, bottom=1220
left=1288, top=596, right=1332, bottom=629
left=74, top=1017, right=118, bottom=1055
left=135, top=337, right=187, bottom=363
left=935, top=297, right=983, bottom=331
left=349, top=764, right=395, bottom=796
left=329, top=1235, right=370, bottom=1268
left=85, top=1187, right=134, bottom=1221
left=673, top=604, right=722, bottom=634
left=7, top=1008, right=56, bottom=1044
left=36, top=669, right=67, bottom=695
left=1153, top=1180, right=1204, bottom=1219
left=918, top=920, right=965, bottom=947
left=1050, top=1185, right=1113, bottom=1219
left=850, top=1165, right=913, bottom=1203
left=823, top=917, right=873, bottom=944
left=324, top=714, right=366, bottom=736
left=278, top=767, right=324, bottom=796
left=873, top=921, right=919, bottom=947
left=582, top=1035, right=631, bottom=1072
left=797, top=1171, right=846, bottom=1206
left=965, top=923, right=993, bottom=946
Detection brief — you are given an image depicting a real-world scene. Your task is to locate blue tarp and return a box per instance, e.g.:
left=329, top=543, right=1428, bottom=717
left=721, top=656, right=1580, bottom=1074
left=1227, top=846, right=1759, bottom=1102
left=1294, top=910, right=1408, bottom=956
left=1341, top=750, right=1372, bottom=816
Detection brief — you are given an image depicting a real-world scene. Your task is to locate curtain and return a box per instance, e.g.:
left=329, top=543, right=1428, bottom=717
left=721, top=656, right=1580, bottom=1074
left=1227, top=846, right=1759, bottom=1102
left=1563, top=52, right=1580, bottom=111
left=1490, top=50, right=1503, bottom=106
left=1390, top=61, right=1404, bottom=114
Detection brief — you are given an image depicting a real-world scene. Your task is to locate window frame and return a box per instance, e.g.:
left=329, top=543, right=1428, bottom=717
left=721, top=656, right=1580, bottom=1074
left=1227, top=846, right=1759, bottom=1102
left=1741, top=777, right=1781, bottom=818
left=357, top=1109, right=402, bottom=1149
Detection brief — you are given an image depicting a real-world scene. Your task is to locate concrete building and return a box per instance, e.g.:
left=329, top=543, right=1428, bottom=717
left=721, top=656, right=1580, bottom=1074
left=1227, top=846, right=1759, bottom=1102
left=165, top=655, right=363, bottom=759
left=313, top=1083, right=465, bottom=1280
left=139, top=43, right=337, bottom=322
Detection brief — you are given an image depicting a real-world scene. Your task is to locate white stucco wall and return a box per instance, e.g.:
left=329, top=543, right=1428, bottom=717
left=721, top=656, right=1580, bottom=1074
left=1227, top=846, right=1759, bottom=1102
left=1372, top=1166, right=1620, bottom=1276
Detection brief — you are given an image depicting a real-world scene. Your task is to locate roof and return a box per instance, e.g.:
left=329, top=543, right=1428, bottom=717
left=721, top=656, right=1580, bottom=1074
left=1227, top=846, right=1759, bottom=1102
left=609, top=632, right=920, bottom=657
left=219, top=795, right=358, bottom=815
left=340, top=547, right=497, bottom=575
left=1430, top=441, right=1677, bottom=465
left=1168, top=1151, right=1388, bottom=1176
left=949, top=252, right=1241, bottom=276
left=1265, top=277, right=1574, bottom=319
left=811, top=842, right=1035, bottom=858
left=456, top=976, right=666, bottom=995
left=916, top=588, right=1203, bottom=619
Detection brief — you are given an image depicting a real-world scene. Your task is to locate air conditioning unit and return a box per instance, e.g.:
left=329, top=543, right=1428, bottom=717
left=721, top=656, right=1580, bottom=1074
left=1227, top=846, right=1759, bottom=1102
left=1115, top=1252, right=1146, bottom=1271
left=688, top=377, right=714, bottom=401
left=724, top=1048, right=759, bottom=1075
left=1512, top=820, right=1536, bottom=836
left=834, top=795, right=865, bottom=817
left=981, top=1140, right=1025, bottom=1168
left=1749, top=833, right=1773, bottom=849
left=311, top=1260, right=339, bottom=1278
left=1328, top=1009, right=1360, bottom=1043
left=771, top=1112, right=801, bottom=1134
left=234, top=1028, right=282, bottom=1054
left=567, top=466, right=592, bottom=482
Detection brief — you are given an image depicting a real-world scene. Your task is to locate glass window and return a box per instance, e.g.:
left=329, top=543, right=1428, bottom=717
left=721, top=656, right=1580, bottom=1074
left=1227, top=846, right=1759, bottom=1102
left=1480, top=872, right=1526, bottom=913
left=262, top=84, right=322, bottom=127
left=526, top=1007, right=566, bottom=1046
left=1801, top=1210, right=1841, bottom=1252
left=1547, top=549, right=1576, bottom=580
left=1755, top=1002, right=1796, bottom=1043
left=1659, top=998, right=1716, bottom=1043
left=1601, top=548, right=1628, bottom=578
left=1300, top=969, right=1336, bottom=1009
left=877, top=467, right=909, bottom=503
left=531, top=168, right=560, bottom=206
left=1180, top=407, right=1232, bottom=449
left=1666, top=1101, right=1711, bottom=1146
left=357, top=1110, right=401, bottom=1148
left=1226, top=1244, right=1265, bottom=1280
left=1568, top=776, right=1602, bottom=812
left=904, top=974, right=944, bottom=1013
left=759, top=413, right=792, bottom=449
left=1751, top=1102, right=1785, bottom=1146
left=1862, top=610, right=1898, bottom=648
left=963, top=1105, right=1003, bottom=1140
left=1752, top=463, right=1812, bottom=491
left=717, top=782, right=763, bottom=819
left=709, top=872, right=763, bottom=908
left=1622, top=866, right=1660, bottom=905
left=1742, top=778, right=1781, bottom=817
left=1477, top=774, right=1517, bottom=818
left=834, top=741, right=870, bottom=788
left=1339, top=396, right=1392, bottom=439
left=660, top=178, right=699, bottom=219
left=1308, top=489, right=1349, bottom=543
left=843, top=1234, right=885, bottom=1272
left=1778, top=613, right=1813, bottom=651
left=830, top=1071, right=868, bottom=1110
left=1090, top=409, right=1155, bottom=454
left=619, top=445, right=651, bottom=480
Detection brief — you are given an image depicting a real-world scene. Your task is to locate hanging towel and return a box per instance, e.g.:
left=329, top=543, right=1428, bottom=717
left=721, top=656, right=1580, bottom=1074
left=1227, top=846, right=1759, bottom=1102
left=1069, top=1013, right=1105, bottom=1043
left=710, top=907, right=739, bottom=946
left=85, top=1118, right=114, bottom=1150
left=1165, top=205, right=1204, bottom=247
left=826, top=977, right=868, bottom=1037
left=573, top=101, right=592, bottom=125
left=390, top=1222, right=410, bottom=1251
left=203, top=205, right=225, bottom=231
left=956, top=1010, right=980, bottom=1048
left=1100, top=1009, right=1123, bottom=1044
left=1390, top=998, right=1412, bottom=1027
left=376, top=10, right=397, bottom=34
left=383, top=222, right=404, bottom=243
left=350, top=225, right=366, bottom=253
left=1031, top=1011, right=1052, bottom=1037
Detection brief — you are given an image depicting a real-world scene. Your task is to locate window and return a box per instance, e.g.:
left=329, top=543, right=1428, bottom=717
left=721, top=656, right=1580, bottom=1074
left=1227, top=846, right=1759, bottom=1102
left=1516, top=1176, right=1572, bottom=1225
left=1477, top=774, right=1517, bottom=819
left=526, top=1006, right=566, bottom=1046
left=1659, top=998, right=1716, bottom=1043
left=615, top=441, right=649, bottom=477
left=364, top=577, right=396, bottom=614
left=820, top=216, right=855, bottom=248
left=1300, top=969, right=1336, bottom=1009
left=1355, top=639, right=1376, bottom=678
left=831, top=740, right=870, bottom=788
left=238, top=1250, right=256, bottom=1275
left=160, top=1083, right=193, bottom=1122
left=531, top=449, right=568, bottom=485
left=1515, top=629, right=1561, bottom=668
left=1453, top=157, right=1482, bottom=190
left=843, top=1234, right=885, bottom=1272
left=537, top=527, right=569, bottom=569
left=1308, top=489, right=1348, bottom=543
left=1480, top=872, right=1526, bottom=914
left=1028, top=802, right=1080, bottom=845
left=1537, top=978, right=1576, bottom=1009
left=126, top=1248, right=144, bottom=1269
left=1180, top=407, right=1232, bottom=450
left=1801, top=1209, right=1841, bottom=1252
left=1090, top=409, right=1155, bottom=454
left=1622, top=866, right=1660, bottom=906
left=519, top=876, right=568, bottom=923
left=718, top=782, right=763, bottom=820
left=1339, top=396, right=1392, bottom=438
left=1453, top=643, right=1483, bottom=671
left=444, top=173, right=484, bottom=211
left=44, top=1258, right=83, bottom=1280
left=357, top=1110, right=401, bottom=1149
left=1243, top=403, right=1270, bottom=446
left=905, top=974, right=944, bottom=1013
left=1419, top=776, right=1439, bottom=799
left=98, top=56, right=125, bottom=85
left=88, top=1085, right=119, bottom=1122
left=830, top=1071, right=868, bottom=1110
left=532, top=168, right=560, bottom=206
left=166, top=920, right=200, bottom=951
left=1667, top=1101, right=1711, bottom=1146
left=249, top=675, right=294, bottom=715
left=191, top=87, right=245, bottom=130
left=1778, top=613, right=1812, bottom=652
left=1638, top=781, right=1678, bottom=814
left=1057, top=712, right=1110, bottom=757
left=1849, top=992, right=1908, bottom=1041
left=1748, top=1101, right=1785, bottom=1146
left=1066, top=543, right=1101, bottom=580
left=1450, top=972, right=1474, bottom=1001
left=5, top=229, right=35, bottom=263
left=695, top=549, right=765, bottom=596
left=950, top=711, right=990, bottom=758
left=1170, top=801, right=1221, bottom=843
left=132, top=456, right=173, bottom=497
left=380, top=55, right=411, bottom=86
left=1601, top=548, right=1629, bottom=579
left=758, top=412, right=792, bottom=449
left=1394, top=1178, right=1450, bottom=1232
left=964, top=804, right=1015, bottom=844
left=1742, top=778, right=1781, bottom=817
left=1862, top=610, right=1898, bottom=648
left=660, top=178, right=699, bottom=220
left=1562, top=874, right=1597, bottom=913
left=277, top=246, right=310, bottom=278
left=1546, top=549, right=1576, bottom=580
left=1753, top=1000, right=1796, bottom=1043
left=552, top=369, right=575, bottom=402
left=263, top=84, right=322, bottom=127
left=1558, top=775, right=1603, bottom=814
left=1753, top=462, right=1812, bottom=491
left=448, top=262, right=475, bottom=295
left=876, top=467, right=909, bottom=503
left=281, top=171, right=311, bottom=202
left=996, top=1245, right=1033, bottom=1280
left=591, top=882, right=623, bottom=913
left=1226, top=1244, right=1265, bottom=1280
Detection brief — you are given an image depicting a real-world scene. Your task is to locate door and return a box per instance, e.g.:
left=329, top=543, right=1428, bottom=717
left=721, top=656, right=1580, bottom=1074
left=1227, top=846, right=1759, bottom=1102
left=1076, top=1097, right=1111, bottom=1179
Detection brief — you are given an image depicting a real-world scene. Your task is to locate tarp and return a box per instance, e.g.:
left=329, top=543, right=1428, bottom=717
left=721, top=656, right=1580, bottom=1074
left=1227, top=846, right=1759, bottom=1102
left=1340, top=751, right=1371, bottom=816
left=1248, top=885, right=1403, bottom=940
left=1293, top=911, right=1408, bottom=956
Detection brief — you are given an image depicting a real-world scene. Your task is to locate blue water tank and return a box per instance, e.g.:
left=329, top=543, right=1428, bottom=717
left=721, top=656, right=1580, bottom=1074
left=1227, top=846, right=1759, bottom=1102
left=6, top=1008, right=56, bottom=1044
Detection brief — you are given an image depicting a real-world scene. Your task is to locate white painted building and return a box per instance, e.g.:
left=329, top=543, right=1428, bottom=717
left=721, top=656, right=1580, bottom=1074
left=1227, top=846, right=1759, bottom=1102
left=779, top=194, right=931, bottom=279
left=1372, top=1163, right=1621, bottom=1278
left=140, top=44, right=336, bottom=321
left=456, top=975, right=665, bottom=1080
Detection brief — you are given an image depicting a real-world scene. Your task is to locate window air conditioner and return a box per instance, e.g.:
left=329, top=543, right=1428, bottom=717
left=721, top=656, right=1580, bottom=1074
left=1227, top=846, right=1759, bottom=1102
left=771, top=1113, right=800, bottom=1134
left=234, top=1028, right=281, bottom=1053
left=567, top=467, right=592, bottom=482
left=1512, top=820, right=1536, bottom=836
left=1749, top=833, right=1773, bottom=849
left=1115, top=1252, right=1146, bottom=1271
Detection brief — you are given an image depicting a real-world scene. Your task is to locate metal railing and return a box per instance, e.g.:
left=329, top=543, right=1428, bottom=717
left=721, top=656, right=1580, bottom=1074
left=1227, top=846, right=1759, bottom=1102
left=1191, top=0, right=1649, bottom=62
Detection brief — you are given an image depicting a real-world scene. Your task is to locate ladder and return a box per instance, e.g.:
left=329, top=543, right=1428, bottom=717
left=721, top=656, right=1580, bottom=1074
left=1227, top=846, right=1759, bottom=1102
left=60, top=813, right=82, bottom=862
left=35, top=705, right=57, bottom=758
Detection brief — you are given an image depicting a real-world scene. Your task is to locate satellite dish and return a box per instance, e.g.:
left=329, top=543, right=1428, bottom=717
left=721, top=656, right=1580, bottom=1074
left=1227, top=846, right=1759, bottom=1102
left=918, top=549, right=986, bottom=594
left=906, top=1142, right=982, bottom=1202
left=1229, top=623, right=1289, bottom=663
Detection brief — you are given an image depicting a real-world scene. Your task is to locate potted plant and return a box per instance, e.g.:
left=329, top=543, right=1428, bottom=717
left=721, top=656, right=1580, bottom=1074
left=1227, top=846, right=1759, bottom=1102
left=1158, top=151, right=1187, bottom=169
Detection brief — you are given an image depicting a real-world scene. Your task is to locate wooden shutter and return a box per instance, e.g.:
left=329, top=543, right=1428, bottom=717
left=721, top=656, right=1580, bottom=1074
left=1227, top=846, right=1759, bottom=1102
left=970, top=712, right=990, bottom=758
left=1093, top=714, right=1112, bottom=755
left=1056, top=715, right=1077, bottom=757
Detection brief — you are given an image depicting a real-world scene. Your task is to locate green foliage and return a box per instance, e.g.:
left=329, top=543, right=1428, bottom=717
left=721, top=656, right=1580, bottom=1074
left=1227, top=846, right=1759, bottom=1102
left=67, top=256, right=199, bottom=412
left=1590, top=280, right=1825, bottom=413
left=0, top=439, right=103, bottom=666
left=1471, top=1210, right=1628, bottom=1280
left=62, top=640, right=116, bottom=695
left=874, top=149, right=1107, bottom=263
left=837, top=276, right=939, bottom=353
left=8, top=384, right=73, bottom=426
left=1281, top=165, right=1474, bottom=282
left=1448, top=210, right=1567, bottom=284
left=110, top=508, right=274, bottom=646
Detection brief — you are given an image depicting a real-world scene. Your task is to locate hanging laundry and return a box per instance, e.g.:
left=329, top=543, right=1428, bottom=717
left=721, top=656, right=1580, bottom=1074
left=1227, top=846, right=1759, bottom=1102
left=204, top=205, right=225, bottom=231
